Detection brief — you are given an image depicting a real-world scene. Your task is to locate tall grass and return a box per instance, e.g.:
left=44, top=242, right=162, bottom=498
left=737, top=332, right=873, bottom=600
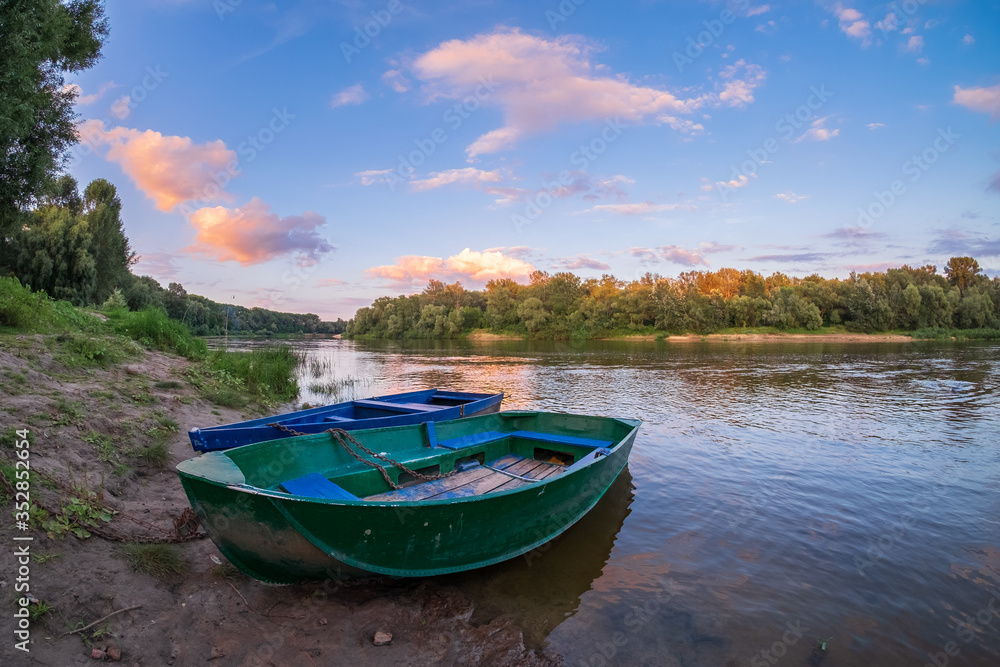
left=209, top=345, right=300, bottom=402
left=911, top=327, right=1000, bottom=341
left=0, top=277, right=101, bottom=333
left=106, top=308, right=207, bottom=359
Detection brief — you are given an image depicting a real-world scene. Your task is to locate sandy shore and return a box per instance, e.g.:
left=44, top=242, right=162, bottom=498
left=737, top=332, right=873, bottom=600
left=659, top=333, right=913, bottom=343
left=0, top=336, right=560, bottom=666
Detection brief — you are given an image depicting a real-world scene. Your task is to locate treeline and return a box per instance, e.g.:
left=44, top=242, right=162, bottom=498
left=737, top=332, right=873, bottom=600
left=0, top=175, right=346, bottom=337
left=346, top=258, right=999, bottom=339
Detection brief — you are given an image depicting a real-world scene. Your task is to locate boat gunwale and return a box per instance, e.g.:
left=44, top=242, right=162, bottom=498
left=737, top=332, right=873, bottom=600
left=180, top=418, right=641, bottom=507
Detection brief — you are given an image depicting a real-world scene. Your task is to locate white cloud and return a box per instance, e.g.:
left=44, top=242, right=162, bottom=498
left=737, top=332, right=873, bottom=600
left=905, top=35, right=925, bottom=54
left=866, top=122, right=886, bottom=130
left=774, top=191, right=808, bottom=203
left=63, top=80, right=120, bottom=105
left=381, top=69, right=411, bottom=93
left=330, top=84, right=369, bottom=108
left=409, top=27, right=762, bottom=158
left=795, top=116, right=840, bottom=142
left=588, top=201, right=695, bottom=215
left=832, top=3, right=872, bottom=46
left=962, top=34, right=975, bottom=45
left=953, top=83, right=1000, bottom=121
left=368, top=248, right=537, bottom=285
left=410, top=168, right=503, bottom=192
left=717, top=59, right=768, bottom=108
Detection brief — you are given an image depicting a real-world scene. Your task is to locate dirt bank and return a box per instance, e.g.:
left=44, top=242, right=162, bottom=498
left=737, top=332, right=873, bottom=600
left=465, top=331, right=523, bottom=341
left=0, top=336, right=561, bottom=666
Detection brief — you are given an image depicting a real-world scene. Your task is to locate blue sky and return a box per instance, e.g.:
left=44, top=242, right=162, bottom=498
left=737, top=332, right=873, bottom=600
left=65, top=0, right=1000, bottom=319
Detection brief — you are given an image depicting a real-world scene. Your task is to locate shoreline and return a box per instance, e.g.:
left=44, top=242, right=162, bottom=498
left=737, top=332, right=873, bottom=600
left=0, top=335, right=560, bottom=666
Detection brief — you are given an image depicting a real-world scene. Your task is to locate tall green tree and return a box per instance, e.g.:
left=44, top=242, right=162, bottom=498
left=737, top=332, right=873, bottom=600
left=0, top=0, right=108, bottom=233
left=944, top=257, right=981, bottom=297
left=83, top=178, right=135, bottom=301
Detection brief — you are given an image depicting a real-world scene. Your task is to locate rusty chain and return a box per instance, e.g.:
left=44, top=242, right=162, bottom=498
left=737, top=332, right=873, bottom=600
left=265, top=423, right=455, bottom=490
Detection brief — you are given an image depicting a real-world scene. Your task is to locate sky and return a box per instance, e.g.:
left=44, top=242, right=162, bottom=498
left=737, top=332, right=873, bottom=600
left=64, top=0, right=1000, bottom=320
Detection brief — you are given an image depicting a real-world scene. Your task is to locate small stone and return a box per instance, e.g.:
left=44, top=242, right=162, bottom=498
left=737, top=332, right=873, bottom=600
left=91, top=648, right=107, bottom=660
left=124, top=366, right=141, bottom=376
left=107, top=646, right=121, bottom=661
left=317, top=618, right=328, bottom=626
left=209, top=646, right=225, bottom=660
left=373, top=631, right=392, bottom=646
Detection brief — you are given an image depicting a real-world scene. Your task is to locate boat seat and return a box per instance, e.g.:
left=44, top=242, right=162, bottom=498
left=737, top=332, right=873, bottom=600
left=437, top=430, right=510, bottom=450
left=509, top=430, right=614, bottom=449
left=353, top=399, right=444, bottom=413
left=280, top=473, right=359, bottom=501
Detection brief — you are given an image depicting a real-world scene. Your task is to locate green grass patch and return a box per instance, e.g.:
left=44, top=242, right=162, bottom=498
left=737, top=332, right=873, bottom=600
left=911, top=327, right=1000, bottom=341
left=120, top=543, right=187, bottom=577
left=153, top=380, right=184, bottom=390
left=106, top=307, right=207, bottom=360
left=207, top=345, right=300, bottom=402
left=202, top=387, right=248, bottom=409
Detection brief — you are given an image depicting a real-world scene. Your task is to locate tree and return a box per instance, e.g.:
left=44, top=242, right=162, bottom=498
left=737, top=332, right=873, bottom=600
left=0, top=0, right=109, bottom=233
left=11, top=203, right=97, bottom=304
left=84, top=179, right=135, bottom=301
left=944, top=257, right=981, bottom=297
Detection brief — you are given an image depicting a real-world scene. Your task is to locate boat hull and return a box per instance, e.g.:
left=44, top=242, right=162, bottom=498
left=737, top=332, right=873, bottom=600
left=188, top=389, right=503, bottom=452
left=178, top=412, right=638, bottom=583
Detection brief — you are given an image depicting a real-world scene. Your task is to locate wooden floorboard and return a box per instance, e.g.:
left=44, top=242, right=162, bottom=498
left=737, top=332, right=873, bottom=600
left=364, top=455, right=566, bottom=502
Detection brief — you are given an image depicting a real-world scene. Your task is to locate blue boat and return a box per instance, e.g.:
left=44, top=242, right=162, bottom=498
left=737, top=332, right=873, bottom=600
left=188, top=389, right=504, bottom=452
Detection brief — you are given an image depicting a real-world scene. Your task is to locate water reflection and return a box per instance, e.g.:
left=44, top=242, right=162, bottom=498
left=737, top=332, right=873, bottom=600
left=209, top=337, right=1000, bottom=665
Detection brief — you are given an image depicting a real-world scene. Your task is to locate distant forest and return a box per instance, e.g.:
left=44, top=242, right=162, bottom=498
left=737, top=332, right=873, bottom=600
left=346, top=257, right=998, bottom=339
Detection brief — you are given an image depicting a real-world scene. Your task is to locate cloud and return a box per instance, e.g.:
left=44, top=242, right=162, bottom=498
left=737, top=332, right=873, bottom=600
left=63, top=80, right=120, bottom=105
left=367, top=248, right=537, bottom=285
left=832, top=4, right=871, bottom=46
left=631, top=242, right=734, bottom=267
left=483, top=246, right=539, bottom=259
left=953, top=83, right=1000, bottom=121
left=132, top=252, right=180, bottom=280
left=821, top=226, right=888, bottom=245
left=844, top=262, right=900, bottom=273
left=866, top=122, right=885, bottom=130
left=410, top=168, right=503, bottom=192
left=774, top=191, right=807, bottom=203
left=928, top=230, right=1000, bottom=257
left=962, top=34, right=975, bottom=45
left=410, top=27, right=756, bottom=158
left=905, top=35, right=924, bottom=53
left=187, top=197, right=333, bottom=266
left=316, top=278, right=345, bottom=287
left=747, top=252, right=832, bottom=262
left=589, top=201, right=694, bottom=215
left=746, top=5, right=771, bottom=17
left=381, top=69, right=411, bottom=93
left=78, top=120, right=237, bottom=211
left=331, top=84, right=369, bottom=107
left=716, top=59, right=767, bottom=108
left=110, top=95, right=131, bottom=119
left=552, top=255, right=611, bottom=271
left=795, top=115, right=840, bottom=142
left=874, top=12, right=898, bottom=33
left=715, top=174, right=753, bottom=190
left=355, top=168, right=395, bottom=186
left=755, top=20, right=778, bottom=35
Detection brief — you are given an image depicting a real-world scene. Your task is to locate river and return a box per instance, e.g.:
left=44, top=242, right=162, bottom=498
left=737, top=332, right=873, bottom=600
left=212, top=337, right=1000, bottom=666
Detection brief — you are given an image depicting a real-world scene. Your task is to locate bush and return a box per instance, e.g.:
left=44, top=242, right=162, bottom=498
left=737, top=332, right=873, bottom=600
left=0, top=277, right=52, bottom=330
left=108, top=308, right=207, bottom=359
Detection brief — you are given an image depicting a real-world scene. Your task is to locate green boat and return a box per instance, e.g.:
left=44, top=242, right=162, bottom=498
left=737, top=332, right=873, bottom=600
left=176, top=410, right=641, bottom=583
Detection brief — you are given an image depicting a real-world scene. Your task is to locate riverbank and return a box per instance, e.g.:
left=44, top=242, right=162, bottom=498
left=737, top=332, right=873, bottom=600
left=0, top=334, right=561, bottom=666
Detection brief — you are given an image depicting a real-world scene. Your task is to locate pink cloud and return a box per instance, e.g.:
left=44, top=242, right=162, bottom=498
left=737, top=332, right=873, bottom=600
left=553, top=255, right=611, bottom=271
left=795, top=116, right=840, bottom=142
left=187, top=197, right=333, bottom=266
left=717, top=59, right=767, bottom=108
left=589, top=201, right=695, bottom=215
left=410, top=168, right=503, bottom=191
left=64, top=80, right=120, bottom=105
left=631, top=242, right=734, bottom=267
left=832, top=4, right=872, bottom=45
left=331, top=84, right=369, bottom=108
left=411, top=27, right=732, bottom=158
left=368, top=248, right=536, bottom=286
left=78, top=120, right=237, bottom=211
left=953, top=83, right=1000, bottom=121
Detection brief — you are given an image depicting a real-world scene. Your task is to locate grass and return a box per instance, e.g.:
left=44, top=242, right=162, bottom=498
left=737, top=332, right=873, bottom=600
left=120, top=543, right=187, bottom=577
left=202, top=387, right=248, bottom=408
left=211, top=562, right=243, bottom=580
left=911, top=327, right=1000, bottom=341
left=208, top=345, right=300, bottom=402
left=153, top=380, right=184, bottom=390
left=106, top=307, right=207, bottom=360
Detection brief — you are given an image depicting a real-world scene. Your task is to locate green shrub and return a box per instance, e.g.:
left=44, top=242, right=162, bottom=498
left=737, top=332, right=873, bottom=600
left=108, top=308, right=207, bottom=359
left=120, top=543, right=187, bottom=577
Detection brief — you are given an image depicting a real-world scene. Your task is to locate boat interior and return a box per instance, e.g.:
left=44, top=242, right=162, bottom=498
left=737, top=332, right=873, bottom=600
left=279, top=391, right=490, bottom=424
left=271, top=428, right=616, bottom=503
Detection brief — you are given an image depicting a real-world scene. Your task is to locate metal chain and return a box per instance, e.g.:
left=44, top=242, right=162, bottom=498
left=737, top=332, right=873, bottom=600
left=266, top=423, right=456, bottom=490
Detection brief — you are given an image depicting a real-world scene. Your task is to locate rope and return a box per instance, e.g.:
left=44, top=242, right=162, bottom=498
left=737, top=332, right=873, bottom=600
left=266, top=423, right=456, bottom=490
